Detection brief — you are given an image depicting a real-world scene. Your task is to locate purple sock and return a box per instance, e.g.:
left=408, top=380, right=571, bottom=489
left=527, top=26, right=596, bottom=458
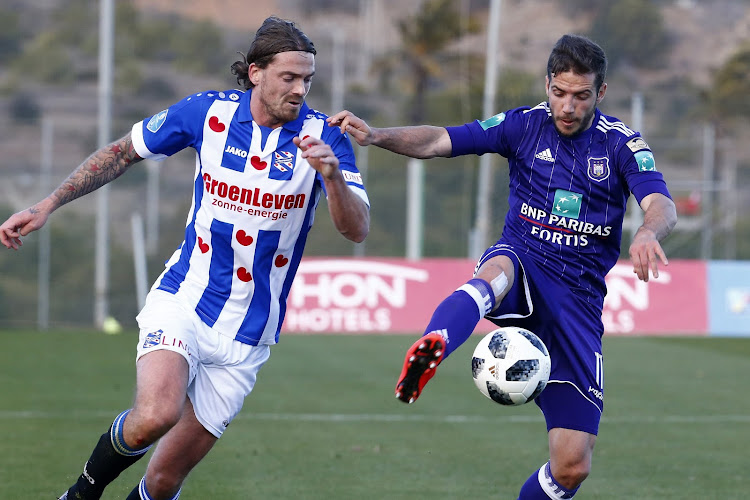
left=518, top=462, right=580, bottom=499
left=423, top=278, right=495, bottom=359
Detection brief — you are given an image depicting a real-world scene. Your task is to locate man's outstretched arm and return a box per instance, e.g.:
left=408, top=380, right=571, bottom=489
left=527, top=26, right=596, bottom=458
left=0, top=133, right=143, bottom=249
left=328, top=110, right=453, bottom=159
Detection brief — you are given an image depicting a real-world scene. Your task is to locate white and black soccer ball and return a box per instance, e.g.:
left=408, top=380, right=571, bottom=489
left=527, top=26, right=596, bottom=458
left=471, top=326, right=551, bottom=406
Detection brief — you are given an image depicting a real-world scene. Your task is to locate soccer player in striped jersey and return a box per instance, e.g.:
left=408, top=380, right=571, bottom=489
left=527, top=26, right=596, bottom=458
left=0, top=16, right=369, bottom=500
left=330, top=34, right=676, bottom=499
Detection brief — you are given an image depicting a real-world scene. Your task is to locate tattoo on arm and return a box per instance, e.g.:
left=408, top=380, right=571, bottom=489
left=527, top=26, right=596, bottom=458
left=53, top=134, right=142, bottom=208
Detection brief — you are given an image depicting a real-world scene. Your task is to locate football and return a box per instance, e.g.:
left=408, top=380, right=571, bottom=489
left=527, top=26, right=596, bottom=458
left=471, top=326, right=551, bottom=406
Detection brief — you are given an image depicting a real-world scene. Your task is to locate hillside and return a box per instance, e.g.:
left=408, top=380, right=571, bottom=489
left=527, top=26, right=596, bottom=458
left=132, top=0, right=750, bottom=88
left=1, top=0, right=749, bottom=260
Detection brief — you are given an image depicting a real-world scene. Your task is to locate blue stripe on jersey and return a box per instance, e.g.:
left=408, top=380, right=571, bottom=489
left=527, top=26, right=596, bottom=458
left=221, top=117, right=249, bottom=172
left=157, top=173, right=205, bottom=294
left=236, top=229, right=281, bottom=342
left=275, top=189, right=320, bottom=343
left=195, top=219, right=235, bottom=326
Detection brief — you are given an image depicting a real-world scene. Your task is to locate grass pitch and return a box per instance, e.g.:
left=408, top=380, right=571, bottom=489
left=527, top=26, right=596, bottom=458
left=0, top=330, right=748, bottom=499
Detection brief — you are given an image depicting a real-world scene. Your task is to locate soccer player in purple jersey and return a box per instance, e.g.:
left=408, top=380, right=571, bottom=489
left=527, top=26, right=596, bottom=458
left=0, top=17, right=369, bottom=500
left=330, top=34, right=676, bottom=499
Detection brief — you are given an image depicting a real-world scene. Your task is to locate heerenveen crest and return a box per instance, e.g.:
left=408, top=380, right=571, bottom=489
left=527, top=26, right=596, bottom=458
left=273, top=150, right=295, bottom=172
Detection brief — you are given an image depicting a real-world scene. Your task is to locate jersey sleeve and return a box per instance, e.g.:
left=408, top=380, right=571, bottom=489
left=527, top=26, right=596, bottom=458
left=319, top=125, right=370, bottom=208
left=445, top=107, right=528, bottom=159
left=131, top=93, right=208, bottom=161
left=616, top=135, right=672, bottom=204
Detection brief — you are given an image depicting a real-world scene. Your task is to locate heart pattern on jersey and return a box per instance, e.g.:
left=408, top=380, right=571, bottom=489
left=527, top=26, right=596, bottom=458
left=208, top=116, right=226, bottom=133
left=275, top=254, right=289, bottom=267
left=251, top=156, right=267, bottom=170
left=236, top=230, right=253, bottom=246
left=197, top=237, right=209, bottom=254
left=237, top=267, right=252, bottom=282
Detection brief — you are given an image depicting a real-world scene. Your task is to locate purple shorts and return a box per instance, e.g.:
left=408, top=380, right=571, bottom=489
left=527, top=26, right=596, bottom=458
left=476, top=243, right=605, bottom=435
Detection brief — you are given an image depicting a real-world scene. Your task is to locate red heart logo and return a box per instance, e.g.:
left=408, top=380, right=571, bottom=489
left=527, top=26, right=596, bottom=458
left=274, top=255, right=289, bottom=267
left=236, top=230, right=253, bottom=246
left=251, top=156, right=267, bottom=170
left=237, top=267, right=252, bottom=282
left=208, top=116, right=226, bottom=133
left=197, top=237, right=209, bottom=254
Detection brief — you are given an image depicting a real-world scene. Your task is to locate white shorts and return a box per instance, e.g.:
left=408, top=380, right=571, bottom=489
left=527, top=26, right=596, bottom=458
left=135, top=290, right=271, bottom=438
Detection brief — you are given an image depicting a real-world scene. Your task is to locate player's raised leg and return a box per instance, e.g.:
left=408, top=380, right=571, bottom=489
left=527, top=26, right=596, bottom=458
left=395, top=255, right=515, bottom=403
left=59, top=350, right=189, bottom=500
left=124, top=398, right=217, bottom=500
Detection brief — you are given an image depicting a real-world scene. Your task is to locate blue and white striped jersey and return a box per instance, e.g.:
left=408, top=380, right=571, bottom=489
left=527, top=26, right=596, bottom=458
left=131, top=89, right=369, bottom=345
left=447, top=103, right=671, bottom=307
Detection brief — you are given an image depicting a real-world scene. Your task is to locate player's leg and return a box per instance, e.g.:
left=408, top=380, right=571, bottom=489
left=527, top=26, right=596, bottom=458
left=517, top=428, right=595, bottom=499
left=395, top=253, right=515, bottom=403
left=123, top=330, right=271, bottom=498
left=124, top=397, right=217, bottom=500
left=60, top=350, right=189, bottom=500
left=514, top=284, right=604, bottom=499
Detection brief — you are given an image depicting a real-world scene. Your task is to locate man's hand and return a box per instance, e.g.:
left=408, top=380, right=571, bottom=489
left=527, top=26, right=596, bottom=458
left=293, top=135, right=340, bottom=179
left=0, top=199, right=54, bottom=250
left=628, top=226, right=668, bottom=282
left=327, top=110, right=373, bottom=147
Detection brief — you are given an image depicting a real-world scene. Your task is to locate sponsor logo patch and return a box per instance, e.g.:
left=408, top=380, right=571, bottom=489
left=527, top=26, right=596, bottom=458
left=343, top=170, right=363, bottom=184
left=552, top=189, right=583, bottom=219
left=479, top=112, right=506, bottom=130
left=535, top=148, right=554, bottom=162
left=635, top=150, right=656, bottom=171
left=626, top=136, right=650, bottom=152
left=146, top=110, right=168, bottom=133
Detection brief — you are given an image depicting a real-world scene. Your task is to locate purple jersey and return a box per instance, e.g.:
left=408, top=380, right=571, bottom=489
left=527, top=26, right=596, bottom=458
left=131, top=89, right=369, bottom=346
left=447, top=102, right=671, bottom=308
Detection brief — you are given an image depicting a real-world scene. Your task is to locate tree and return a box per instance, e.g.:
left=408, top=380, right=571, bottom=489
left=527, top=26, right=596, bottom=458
left=709, top=43, right=750, bottom=123
left=381, top=0, right=480, bottom=123
left=0, top=8, right=22, bottom=63
left=588, top=0, right=669, bottom=71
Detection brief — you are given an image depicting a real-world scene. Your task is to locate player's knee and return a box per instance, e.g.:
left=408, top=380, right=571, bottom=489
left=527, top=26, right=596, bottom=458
left=553, top=459, right=591, bottom=490
left=145, top=471, right=183, bottom=500
left=129, top=407, right=181, bottom=445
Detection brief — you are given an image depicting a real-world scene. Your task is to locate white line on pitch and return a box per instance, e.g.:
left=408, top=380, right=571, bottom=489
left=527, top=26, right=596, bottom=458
left=0, top=410, right=748, bottom=424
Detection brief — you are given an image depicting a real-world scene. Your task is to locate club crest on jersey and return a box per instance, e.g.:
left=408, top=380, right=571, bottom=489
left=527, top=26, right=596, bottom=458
left=552, top=189, right=583, bottom=219
left=146, top=110, right=168, bottom=133
left=142, top=329, right=163, bottom=349
left=270, top=150, right=296, bottom=180
left=587, top=156, right=610, bottom=182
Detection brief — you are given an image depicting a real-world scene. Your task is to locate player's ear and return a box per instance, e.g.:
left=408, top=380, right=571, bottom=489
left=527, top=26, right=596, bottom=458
left=248, top=64, right=260, bottom=87
left=596, top=82, right=607, bottom=104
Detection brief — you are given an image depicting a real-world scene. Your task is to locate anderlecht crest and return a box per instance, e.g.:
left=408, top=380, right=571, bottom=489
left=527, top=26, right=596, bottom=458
left=587, top=157, right=610, bottom=182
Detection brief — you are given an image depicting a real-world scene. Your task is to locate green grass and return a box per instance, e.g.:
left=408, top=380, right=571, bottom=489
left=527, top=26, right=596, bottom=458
left=1, top=331, right=749, bottom=499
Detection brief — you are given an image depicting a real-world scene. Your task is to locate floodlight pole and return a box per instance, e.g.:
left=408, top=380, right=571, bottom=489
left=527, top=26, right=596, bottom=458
left=38, top=118, right=53, bottom=330
left=94, top=0, right=114, bottom=329
left=471, top=0, right=502, bottom=258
